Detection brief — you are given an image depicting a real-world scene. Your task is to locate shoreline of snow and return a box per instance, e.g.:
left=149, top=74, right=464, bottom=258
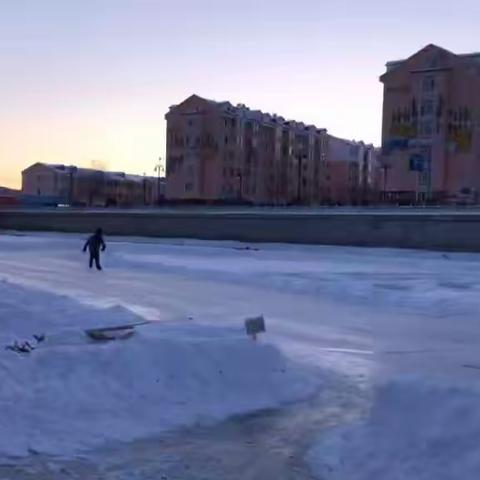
left=0, top=281, right=322, bottom=457
left=306, top=376, right=480, bottom=480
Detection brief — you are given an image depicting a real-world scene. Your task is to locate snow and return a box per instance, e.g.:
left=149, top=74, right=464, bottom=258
left=2, top=231, right=480, bottom=476
left=0, top=280, right=319, bottom=456
left=307, top=377, right=480, bottom=480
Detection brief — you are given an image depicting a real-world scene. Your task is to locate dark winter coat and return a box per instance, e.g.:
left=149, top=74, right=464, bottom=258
left=83, top=232, right=106, bottom=255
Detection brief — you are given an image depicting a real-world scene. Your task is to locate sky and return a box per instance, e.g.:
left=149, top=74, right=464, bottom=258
left=1, top=0, right=479, bottom=188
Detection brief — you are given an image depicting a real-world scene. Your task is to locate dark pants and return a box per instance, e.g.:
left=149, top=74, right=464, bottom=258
left=89, top=252, right=102, bottom=270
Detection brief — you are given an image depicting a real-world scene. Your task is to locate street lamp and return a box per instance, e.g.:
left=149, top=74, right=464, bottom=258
left=68, top=166, right=77, bottom=206
left=237, top=170, right=243, bottom=201
left=380, top=161, right=391, bottom=203
left=154, top=157, right=165, bottom=205
left=297, top=154, right=307, bottom=203
left=142, top=172, right=147, bottom=206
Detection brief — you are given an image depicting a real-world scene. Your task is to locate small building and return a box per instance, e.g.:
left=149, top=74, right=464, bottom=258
left=0, top=187, right=20, bottom=207
left=21, top=163, right=165, bottom=207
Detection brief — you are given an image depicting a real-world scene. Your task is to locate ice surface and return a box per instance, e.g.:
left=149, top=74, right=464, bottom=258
left=2, top=231, right=480, bottom=476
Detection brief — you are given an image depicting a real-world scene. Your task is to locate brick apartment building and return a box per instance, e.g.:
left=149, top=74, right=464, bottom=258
left=165, top=95, right=378, bottom=205
left=380, top=44, right=480, bottom=204
left=22, top=163, right=165, bottom=207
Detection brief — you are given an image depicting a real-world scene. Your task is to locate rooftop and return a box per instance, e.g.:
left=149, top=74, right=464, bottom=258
left=194, top=94, right=328, bottom=133
left=385, top=47, right=480, bottom=72
left=30, top=163, right=159, bottom=182
left=171, top=94, right=374, bottom=147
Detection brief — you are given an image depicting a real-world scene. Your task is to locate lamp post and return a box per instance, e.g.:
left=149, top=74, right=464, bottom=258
left=237, top=170, right=243, bottom=201
left=380, top=161, right=391, bottom=203
left=297, top=154, right=307, bottom=204
left=154, top=157, right=165, bottom=205
left=417, top=144, right=432, bottom=206
left=68, top=166, right=77, bottom=206
left=426, top=143, right=432, bottom=204
left=142, top=172, right=147, bottom=206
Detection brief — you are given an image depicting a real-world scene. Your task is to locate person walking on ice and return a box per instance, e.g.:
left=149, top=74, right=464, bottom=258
left=83, top=228, right=106, bottom=271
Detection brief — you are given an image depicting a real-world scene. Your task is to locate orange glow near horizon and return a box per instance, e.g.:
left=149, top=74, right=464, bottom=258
left=0, top=93, right=168, bottom=188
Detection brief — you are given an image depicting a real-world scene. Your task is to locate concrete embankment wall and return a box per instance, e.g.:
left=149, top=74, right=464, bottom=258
left=1, top=209, right=480, bottom=252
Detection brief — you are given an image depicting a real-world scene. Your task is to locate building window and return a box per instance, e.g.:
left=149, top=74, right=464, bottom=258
left=421, top=99, right=434, bottom=116
left=420, top=120, right=433, bottom=136
left=422, top=76, right=435, bottom=92
left=185, top=182, right=194, bottom=192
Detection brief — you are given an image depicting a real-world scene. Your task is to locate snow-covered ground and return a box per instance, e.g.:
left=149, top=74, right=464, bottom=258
left=307, top=376, right=480, bottom=480
left=0, top=283, right=320, bottom=456
left=1, top=231, right=480, bottom=478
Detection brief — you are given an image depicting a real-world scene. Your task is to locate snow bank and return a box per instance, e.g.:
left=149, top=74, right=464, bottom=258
left=307, top=376, right=480, bottom=480
left=0, top=281, right=320, bottom=456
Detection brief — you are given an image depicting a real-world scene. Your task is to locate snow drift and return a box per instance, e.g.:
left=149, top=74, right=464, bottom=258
left=0, top=281, right=320, bottom=456
left=307, top=376, right=480, bottom=480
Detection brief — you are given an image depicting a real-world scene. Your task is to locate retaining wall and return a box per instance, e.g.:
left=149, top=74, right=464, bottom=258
left=1, top=210, right=479, bottom=251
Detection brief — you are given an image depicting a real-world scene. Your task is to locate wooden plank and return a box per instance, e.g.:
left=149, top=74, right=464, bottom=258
left=84, top=320, right=149, bottom=335
left=86, top=329, right=135, bottom=341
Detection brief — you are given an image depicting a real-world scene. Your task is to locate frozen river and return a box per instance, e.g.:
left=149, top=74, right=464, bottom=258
left=1, top=232, right=480, bottom=478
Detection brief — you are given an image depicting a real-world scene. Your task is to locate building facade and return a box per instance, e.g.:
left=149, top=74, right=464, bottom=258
left=165, top=95, right=378, bottom=205
left=0, top=187, right=20, bottom=207
left=22, top=163, right=165, bottom=207
left=380, top=44, right=480, bottom=204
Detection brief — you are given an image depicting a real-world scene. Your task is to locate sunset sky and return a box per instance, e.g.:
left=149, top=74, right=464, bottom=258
left=1, top=0, right=478, bottom=188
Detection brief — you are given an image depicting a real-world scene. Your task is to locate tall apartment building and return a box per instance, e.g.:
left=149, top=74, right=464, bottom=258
left=165, top=95, right=378, bottom=205
left=380, top=44, right=480, bottom=203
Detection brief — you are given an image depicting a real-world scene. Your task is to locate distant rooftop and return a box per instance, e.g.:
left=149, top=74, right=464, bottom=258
left=170, top=94, right=374, bottom=146
left=29, top=163, right=159, bottom=182
left=385, top=50, right=480, bottom=72
left=188, top=94, right=329, bottom=134
left=0, top=186, right=20, bottom=196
